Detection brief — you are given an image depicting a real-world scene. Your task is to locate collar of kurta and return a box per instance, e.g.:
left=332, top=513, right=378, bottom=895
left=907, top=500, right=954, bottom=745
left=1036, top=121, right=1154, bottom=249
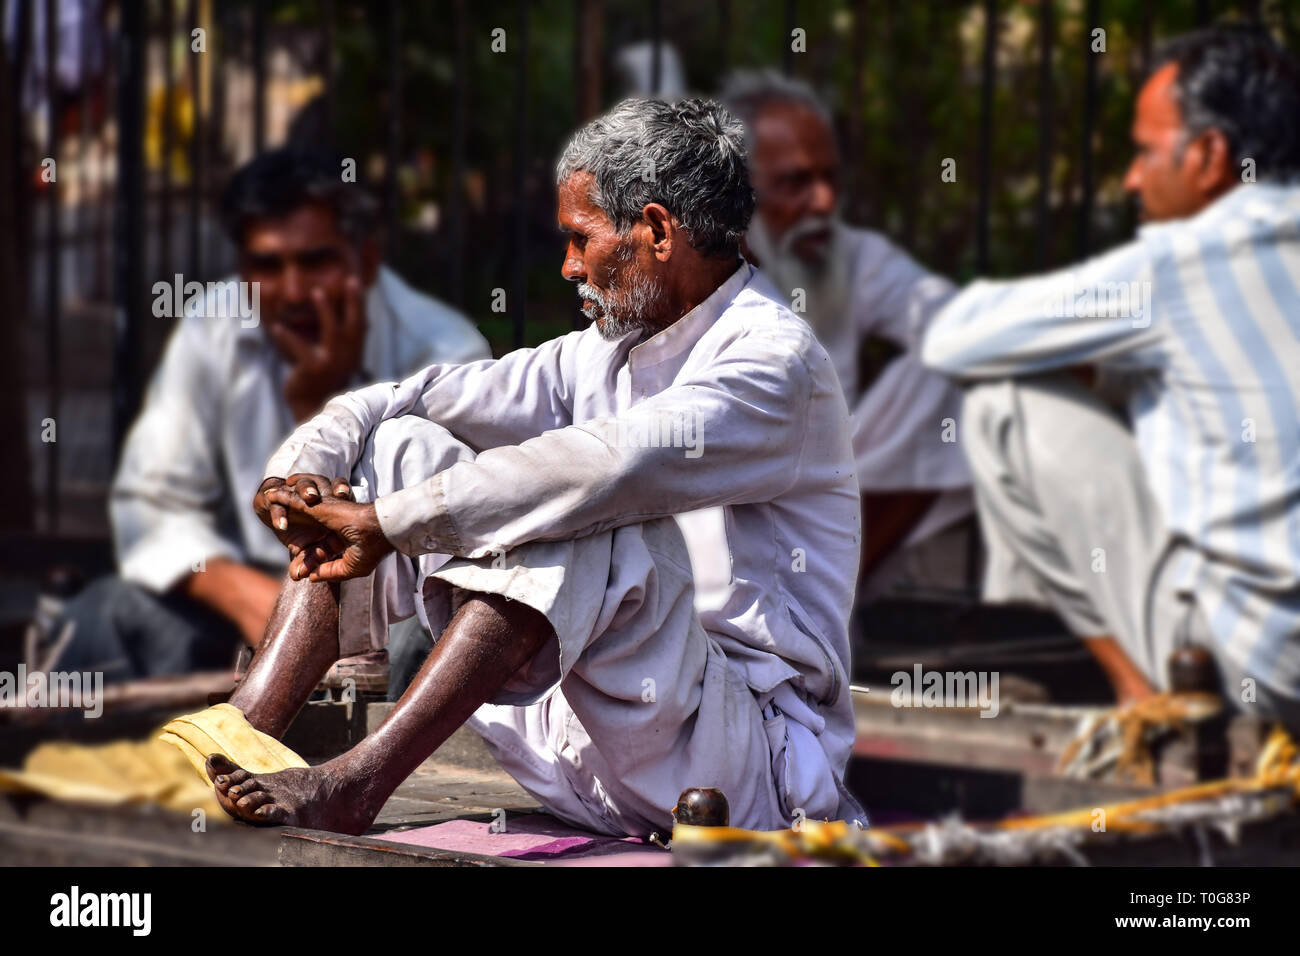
left=626, top=261, right=754, bottom=370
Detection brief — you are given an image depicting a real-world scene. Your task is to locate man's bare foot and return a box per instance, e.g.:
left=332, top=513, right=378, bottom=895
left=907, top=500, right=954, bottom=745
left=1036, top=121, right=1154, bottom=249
left=205, top=753, right=379, bottom=835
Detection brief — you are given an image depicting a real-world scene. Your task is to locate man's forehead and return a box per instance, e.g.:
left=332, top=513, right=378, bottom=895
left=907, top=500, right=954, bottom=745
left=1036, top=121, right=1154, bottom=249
left=752, top=102, right=836, bottom=166
left=557, top=171, right=608, bottom=229
left=243, top=201, right=346, bottom=251
left=1136, top=63, right=1183, bottom=130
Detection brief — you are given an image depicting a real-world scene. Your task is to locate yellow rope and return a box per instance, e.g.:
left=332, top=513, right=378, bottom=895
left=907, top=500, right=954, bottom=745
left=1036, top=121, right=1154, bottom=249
left=669, top=724, right=1300, bottom=863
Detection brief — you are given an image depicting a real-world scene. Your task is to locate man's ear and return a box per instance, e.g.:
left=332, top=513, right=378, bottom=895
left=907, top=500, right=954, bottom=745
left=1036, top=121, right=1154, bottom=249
left=1191, top=128, right=1236, bottom=197
left=642, top=203, right=675, bottom=262
left=358, top=237, right=381, bottom=286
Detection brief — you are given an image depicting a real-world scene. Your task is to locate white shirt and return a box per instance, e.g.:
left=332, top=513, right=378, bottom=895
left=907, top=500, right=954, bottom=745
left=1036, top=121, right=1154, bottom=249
left=764, top=226, right=973, bottom=546
left=111, top=266, right=491, bottom=592
left=267, top=262, right=863, bottom=791
left=924, top=182, right=1300, bottom=697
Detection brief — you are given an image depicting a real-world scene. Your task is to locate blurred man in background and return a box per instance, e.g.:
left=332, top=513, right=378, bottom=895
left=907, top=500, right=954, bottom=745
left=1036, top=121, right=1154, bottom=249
left=47, top=147, right=489, bottom=684
left=924, top=26, right=1300, bottom=725
left=721, top=71, right=975, bottom=603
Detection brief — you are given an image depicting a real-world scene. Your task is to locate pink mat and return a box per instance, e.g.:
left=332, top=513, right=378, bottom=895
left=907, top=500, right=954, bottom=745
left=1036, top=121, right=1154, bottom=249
left=374, top=814, right=672, bottom=865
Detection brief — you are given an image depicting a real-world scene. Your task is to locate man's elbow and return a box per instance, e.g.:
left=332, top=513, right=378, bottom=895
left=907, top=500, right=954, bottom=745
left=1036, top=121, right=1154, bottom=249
left=920, top=326, right=967, bottom=378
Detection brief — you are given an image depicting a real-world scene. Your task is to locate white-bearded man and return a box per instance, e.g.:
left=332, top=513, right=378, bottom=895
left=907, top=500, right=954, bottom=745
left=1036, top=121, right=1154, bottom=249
left=722, top=71, right=976, bottom=603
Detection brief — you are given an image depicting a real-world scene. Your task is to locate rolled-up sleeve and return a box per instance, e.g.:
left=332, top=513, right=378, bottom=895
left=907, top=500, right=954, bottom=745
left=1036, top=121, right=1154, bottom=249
left=110, top=317, right=241, bottom=592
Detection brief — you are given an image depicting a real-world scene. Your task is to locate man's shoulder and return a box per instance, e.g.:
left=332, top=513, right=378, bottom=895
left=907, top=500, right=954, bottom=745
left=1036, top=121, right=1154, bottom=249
left=376, top=266, right=491, bottom=364
left=727, top=274, right=820, bottom=346
left=1139, top=183, right=1300, bottom=253
left=709, top=277, right=836, bottom=383
left=842, top=224, right=948, bottom=290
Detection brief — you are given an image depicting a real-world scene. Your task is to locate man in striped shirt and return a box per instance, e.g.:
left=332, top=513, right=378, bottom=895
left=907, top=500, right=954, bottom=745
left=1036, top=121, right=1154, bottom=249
left=923, top=25, right=1300, bottom=727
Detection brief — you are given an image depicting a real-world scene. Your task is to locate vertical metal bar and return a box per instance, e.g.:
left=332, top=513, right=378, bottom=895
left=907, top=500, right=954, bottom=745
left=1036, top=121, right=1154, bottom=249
left=161, top=0, right=175, bottom=282
left=783, top=0, right=796, bottom=75
left=208, top=0, right=227, bottom=274
left=95, top=0, right=111, bottom=299
left=448, top=0, right=467, bottom=308
left=976, top=0, right=996, bottom=273
left=188, top=0, right=202, bottom=278
left=0, top=0, right=36, bottom=532
left=650, top=0, right=661, bottom=95
left=1078, top=0, right=1099, bottom=258
left=1035, top=0, right=1053, bottom=270
left=113, top=0, right=146, bottom=461
left=45, top=0, right=61, bottom=531
left=717, top=0, right=731, bottom=77
left=386, top=0, right=401, bottom=258
left=574, top=0, right=602, bottom=122
left=850, top=0, right=867, bottom=225
left=322, top=0, right=335, bottom=132
left=574, top=0, right=586, bottom=120
left=512, top=0, right=529, bottom=348
left=77, top=0, right=93, bottom=290
left=252, top=0, right=266, bottom=152
left=1140, top=0, right=1151, bottom=77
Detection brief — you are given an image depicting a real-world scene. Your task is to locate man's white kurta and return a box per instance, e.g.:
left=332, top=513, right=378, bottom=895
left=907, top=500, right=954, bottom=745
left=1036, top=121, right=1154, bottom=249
left=266, top=263, right=864, bottom=825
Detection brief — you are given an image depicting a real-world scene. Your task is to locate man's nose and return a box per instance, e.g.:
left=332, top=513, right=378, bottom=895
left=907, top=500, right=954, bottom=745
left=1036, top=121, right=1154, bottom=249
left=809, top=177, right=837, bottom=217
left=282, top=264, right=306, bottom=302
left=1123, top=157, right=1142, bottom=195
left=561, top=247, right=585, bottom=283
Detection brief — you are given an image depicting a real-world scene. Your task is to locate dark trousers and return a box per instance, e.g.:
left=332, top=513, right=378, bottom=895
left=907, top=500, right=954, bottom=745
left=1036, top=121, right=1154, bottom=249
left=51, top=576, right=243, bottom=684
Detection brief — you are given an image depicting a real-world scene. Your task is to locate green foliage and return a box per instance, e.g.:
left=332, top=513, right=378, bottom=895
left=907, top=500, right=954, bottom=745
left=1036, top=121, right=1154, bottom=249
left=306, top=0, right=1296, bottom=353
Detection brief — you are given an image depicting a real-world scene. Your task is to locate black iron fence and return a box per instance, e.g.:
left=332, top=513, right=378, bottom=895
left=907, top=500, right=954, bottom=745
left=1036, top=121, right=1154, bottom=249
left=2, top=0, right=1291, bottom=540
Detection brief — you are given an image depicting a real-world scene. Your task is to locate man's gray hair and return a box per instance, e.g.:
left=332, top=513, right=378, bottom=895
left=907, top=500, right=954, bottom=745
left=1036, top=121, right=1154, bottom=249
left=555, top=97, right=754, bottom=257
left=718, top=69, right=834, bottom=148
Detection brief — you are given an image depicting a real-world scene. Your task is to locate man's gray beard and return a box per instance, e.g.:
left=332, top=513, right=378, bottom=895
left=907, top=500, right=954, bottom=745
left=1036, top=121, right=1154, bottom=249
left=579, top=250, right=665, bottom=344
left=746, top=214, right=853, bottom=341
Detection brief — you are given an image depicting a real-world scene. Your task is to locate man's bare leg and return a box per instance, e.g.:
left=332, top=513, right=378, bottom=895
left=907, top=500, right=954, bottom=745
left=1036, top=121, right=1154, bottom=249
left=227, top=575, right=342, bottom=739
left=1083, top=634, right=1157, bottom=705
left=207, top=591, right=553, bottom=834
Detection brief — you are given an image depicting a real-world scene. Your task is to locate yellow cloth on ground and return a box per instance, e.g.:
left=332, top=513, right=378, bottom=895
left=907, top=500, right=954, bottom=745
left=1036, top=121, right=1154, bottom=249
left=0, top=704, right=307, bottom=821
left=158, top=703, right=308, bottom=781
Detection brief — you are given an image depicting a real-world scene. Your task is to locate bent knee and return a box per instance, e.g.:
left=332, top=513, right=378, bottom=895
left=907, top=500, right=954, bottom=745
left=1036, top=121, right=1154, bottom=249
left=363, top=417, right=477, bottom=496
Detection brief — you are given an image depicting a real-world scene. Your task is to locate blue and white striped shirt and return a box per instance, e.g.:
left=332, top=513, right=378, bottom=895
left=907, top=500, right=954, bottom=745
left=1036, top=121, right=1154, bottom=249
left=923, top=182, right=1300, bottom=698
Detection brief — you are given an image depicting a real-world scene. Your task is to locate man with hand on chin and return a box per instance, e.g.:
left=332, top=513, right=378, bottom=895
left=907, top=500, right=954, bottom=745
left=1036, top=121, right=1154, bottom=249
left=49, top=148, right=488, bottom=683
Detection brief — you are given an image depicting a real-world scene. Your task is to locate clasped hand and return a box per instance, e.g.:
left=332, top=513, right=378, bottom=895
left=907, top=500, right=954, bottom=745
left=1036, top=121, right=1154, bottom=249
left=254, top=474, right=394, bottom=582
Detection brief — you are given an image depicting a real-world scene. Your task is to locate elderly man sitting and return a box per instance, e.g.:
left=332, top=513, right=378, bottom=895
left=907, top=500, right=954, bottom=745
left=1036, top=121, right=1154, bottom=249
left=720, top=71, right=974, bottom=601
left=204, top=97, right=866, bottom=837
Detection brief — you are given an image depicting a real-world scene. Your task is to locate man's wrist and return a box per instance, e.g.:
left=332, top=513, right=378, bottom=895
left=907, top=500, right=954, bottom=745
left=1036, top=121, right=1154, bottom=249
left=373, top=476, right=461, bottom=556
left=359, top=502, right=396, bottom=555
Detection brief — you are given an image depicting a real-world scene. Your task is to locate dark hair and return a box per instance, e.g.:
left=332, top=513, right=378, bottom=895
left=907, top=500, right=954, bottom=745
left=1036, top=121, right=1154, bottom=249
left=218, top=147, right=379, bottom=245
left=556, top=97, right=755, bottom=258
left=1153, top=24, right=1300, bottom=180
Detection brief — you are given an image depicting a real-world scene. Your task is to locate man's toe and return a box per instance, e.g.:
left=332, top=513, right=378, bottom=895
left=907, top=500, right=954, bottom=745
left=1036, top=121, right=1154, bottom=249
left=254, top=804, right=289, bottom=824
left=236, top=791, right=274, bottom=812
left=205, top=753, right=238, bottom=784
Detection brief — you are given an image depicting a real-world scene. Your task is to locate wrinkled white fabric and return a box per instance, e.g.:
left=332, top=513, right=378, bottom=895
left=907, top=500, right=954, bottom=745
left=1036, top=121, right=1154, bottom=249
left=266, top=262, right=866, bottom=827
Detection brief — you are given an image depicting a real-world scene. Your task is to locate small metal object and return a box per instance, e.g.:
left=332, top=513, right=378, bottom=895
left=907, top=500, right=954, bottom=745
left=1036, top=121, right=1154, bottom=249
left=672, top=787, right=730, bottom=827
left=1168, top=646, right=1217, bottom=694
